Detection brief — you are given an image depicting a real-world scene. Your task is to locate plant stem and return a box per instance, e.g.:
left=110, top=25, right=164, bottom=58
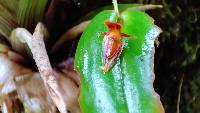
left=112, top=0, right=120, bottom=17
left=177, top=75, right=184, bottom=113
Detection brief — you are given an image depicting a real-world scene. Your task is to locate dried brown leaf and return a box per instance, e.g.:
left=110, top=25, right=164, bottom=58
left=58, top=57, right=80, bottom=86
left=14, top=73, right=57, bottom=113
left=0, top=53, right=32, bottom=91
left=0, top=52, right=80, bottom=113
left=56, top=71, right=81, bottom=113
left=1, top=94, right=13, bottom=113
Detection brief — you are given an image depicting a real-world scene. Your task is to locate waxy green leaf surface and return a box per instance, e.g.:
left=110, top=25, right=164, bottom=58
left=75, top=9, right=164, bottom=113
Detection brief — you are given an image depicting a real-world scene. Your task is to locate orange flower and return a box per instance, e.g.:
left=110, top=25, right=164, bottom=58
left=100, top=21, right=134, bottom=72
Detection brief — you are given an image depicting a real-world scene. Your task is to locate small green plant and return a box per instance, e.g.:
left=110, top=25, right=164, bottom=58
left=75, top=1, right=164, bottom=113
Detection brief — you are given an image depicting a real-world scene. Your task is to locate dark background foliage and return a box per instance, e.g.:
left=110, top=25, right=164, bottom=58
left=47, top=0, right=200, bottom=113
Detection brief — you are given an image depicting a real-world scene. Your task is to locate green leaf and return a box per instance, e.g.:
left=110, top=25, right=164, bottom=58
left=17, top=0, right=48, bottom=30
left=75, top=9, right=164, bottom=113
left=0, top=2, right=18, bottom=38
left=0, top=0, right=48, bottom=40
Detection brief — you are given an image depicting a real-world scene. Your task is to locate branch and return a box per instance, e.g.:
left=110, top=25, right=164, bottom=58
left=176, top=75, right=184, bottom=113
left=128, top=4, right=163, bottom=11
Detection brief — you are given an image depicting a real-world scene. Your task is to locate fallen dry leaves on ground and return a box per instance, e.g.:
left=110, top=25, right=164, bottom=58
left=0, top=45, right=80, bottom=113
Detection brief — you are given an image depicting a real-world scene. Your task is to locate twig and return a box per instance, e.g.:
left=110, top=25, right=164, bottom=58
left=14, top=23, right=67, bottom=113
left=177, top=74, right=184, bottom=113
left=128, top=4, right=163, bottom=11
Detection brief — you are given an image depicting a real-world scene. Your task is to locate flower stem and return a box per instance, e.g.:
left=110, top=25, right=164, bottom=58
left=112, top=0, right=120, bottom=17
